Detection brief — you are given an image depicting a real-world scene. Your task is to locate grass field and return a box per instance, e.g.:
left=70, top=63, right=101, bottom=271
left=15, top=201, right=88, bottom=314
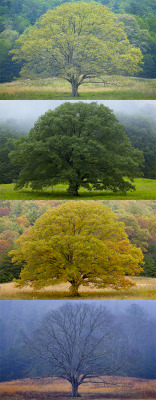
left=0, top=376, right=156, bottom=399
left=0, top=179, right=155, bottom=200
left=0, top=277, right=156, bottom=300
left=0, top=75, right=156, bottom=99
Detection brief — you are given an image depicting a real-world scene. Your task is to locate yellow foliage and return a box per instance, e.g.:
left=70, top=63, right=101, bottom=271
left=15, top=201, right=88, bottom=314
left=10, top=201, right=144, bottom=295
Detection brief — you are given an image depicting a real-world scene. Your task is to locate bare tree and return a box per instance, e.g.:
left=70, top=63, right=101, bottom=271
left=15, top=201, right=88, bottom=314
left=26, top=303, right=133, bottom=397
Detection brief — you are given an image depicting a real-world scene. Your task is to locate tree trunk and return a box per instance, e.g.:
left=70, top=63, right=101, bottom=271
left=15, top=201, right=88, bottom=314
left=69, top=281, right=80, bottom=296
left=71, top=78, right=79, bottom=97
left=67, top=181, right=79, bottom=196
left=71, top=377, right=80, bottom=397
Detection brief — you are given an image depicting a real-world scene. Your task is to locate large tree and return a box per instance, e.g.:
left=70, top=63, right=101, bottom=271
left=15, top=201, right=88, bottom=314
left=10, top=201, right=143, bottom=296
left=10, top=102, right=144, bottom=196
left=25, top=302, right=136, bottom=397
left=11, top=2, right=143, bottom=96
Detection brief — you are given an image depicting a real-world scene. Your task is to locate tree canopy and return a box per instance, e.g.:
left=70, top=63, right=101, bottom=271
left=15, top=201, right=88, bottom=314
left=10, top=201, right=144, bottom=296
left=1, top=301, right=156, bottom=385
left=11, top=2, right=143, bottom=96
left=0, top=200, right=155, bottom=284
left=26, top=302, right=133, bottom=396
left=10, top=102, right=144, bottom=196
left=1, top=0, right=155, bottom=83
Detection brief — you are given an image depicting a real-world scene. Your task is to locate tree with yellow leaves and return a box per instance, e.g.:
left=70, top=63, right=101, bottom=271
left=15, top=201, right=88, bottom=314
left=10, top=201, right=144, bottom=296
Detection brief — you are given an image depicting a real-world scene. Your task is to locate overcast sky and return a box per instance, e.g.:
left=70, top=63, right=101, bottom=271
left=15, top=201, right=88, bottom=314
left=1, top=300, right=155, bottom=318
left=0, top=100, right=156, bottom=126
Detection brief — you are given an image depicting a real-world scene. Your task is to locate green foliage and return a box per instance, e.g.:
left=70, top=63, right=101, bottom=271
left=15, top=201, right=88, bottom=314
left=117, top=14, right=150, bottom=53
left=0, top=28, right=21, bottom=82
left=0, top=122, right=25, bottom=184
left=141, top=254, right=156, bottom=277
left=10, top=102, right=144, bottom=196
left=117, top=113, right=156, bottom=179
left=0, top=252, right=21, bottom=283
left=0, top=0, right=155, bottom=82
left=11, top=2, right=143, bottom=96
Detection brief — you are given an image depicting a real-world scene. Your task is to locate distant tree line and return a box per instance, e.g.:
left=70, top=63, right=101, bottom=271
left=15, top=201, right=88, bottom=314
left=117, top=112, right=156, bottom=180
left=0, top=200, right=155, bottom=283
left=0, top=0, right=155, bottom=82
left=0, top=301, right=156, bottom=383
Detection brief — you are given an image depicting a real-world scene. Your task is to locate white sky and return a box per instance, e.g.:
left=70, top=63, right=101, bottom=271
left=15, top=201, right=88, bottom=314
left=0, top=100, right=155, bottom=124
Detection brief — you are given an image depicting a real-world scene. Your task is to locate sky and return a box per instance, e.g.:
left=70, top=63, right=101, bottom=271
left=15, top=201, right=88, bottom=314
left=0, top=100, right=156, bottom=127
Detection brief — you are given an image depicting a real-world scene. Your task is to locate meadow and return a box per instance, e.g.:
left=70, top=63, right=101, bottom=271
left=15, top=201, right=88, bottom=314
left=0, top=376, right=156, bottom=399
left=0, top=76, right=156, bottom=99
left=0, top=277, right=156, bottom=300
left=0, top=179, right=155, bottom=200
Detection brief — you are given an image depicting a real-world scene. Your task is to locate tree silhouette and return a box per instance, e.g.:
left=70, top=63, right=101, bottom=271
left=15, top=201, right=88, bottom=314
left=26, top=302, right=133, bottom=397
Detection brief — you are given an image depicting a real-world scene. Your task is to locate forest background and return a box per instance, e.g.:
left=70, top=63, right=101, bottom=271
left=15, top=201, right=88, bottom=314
left=0, top=0, right=156, bottom=83
left=0, top=200, right=155, bottom=283
left=0, top=102, right=155, bottom=191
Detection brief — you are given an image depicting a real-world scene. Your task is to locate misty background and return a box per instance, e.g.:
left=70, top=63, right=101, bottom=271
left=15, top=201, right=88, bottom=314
left=0, top=101, right=156, bottom=132
left=0, top=300, right=156, bottom=382
left=1, top=99, right=155, bottom=184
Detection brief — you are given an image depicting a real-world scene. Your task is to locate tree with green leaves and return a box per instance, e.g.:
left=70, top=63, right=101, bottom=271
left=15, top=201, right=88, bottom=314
left=10, top=102, right=144, bottom=196
left=117, top=14, right=150, bottom=53
left=11, top=2, right=143, bottom=96
left=10, top=201, right=144, bottom=296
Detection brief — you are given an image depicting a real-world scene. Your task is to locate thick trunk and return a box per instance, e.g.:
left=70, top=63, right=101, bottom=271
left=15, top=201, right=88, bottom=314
left=71, top=377, right=80, bottom=397
left=71, top=78, right=79, bottom=97
left=69, top=282, right=80, bottom=297
left=67, top=181, right=79, bottom=196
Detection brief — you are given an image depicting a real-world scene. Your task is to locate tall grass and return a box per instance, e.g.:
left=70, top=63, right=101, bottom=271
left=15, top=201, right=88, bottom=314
left=0, top=277, right=156, bottom=300
left=0, top=179, right=155, bottom=200
left=1, top=376, right=156, bottom=399
left=0, top=76, right=156, bottom=99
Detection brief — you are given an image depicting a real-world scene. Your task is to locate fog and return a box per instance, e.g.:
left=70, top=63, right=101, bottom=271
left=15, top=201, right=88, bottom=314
left=0, top=300, right=156, bottom=382
left=0, top=100, right=156, bottom=131
left=0, top=299, right=155, bottom=318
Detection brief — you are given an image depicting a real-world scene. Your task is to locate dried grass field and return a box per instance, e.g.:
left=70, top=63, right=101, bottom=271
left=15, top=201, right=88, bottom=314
left=0, top=376, right=156, bottom=399
left=0, top=76, right=156, bottom=99
left=0, top=277, right=156, bottom=300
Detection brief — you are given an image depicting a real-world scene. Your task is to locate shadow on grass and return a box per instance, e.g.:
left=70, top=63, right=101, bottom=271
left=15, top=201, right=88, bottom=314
left=1, top=390, right=156, bottom=399
left=1, top=289, right=156, bottom=300
left=0, top=178, right=155, bottom=200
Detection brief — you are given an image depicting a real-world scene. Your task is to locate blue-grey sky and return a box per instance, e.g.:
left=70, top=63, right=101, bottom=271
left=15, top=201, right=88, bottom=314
left=1, top=300, right=155, bottom=317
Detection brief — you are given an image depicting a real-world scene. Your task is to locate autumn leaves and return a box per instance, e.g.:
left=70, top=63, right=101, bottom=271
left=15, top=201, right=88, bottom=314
left=10, top=201, right=144, bottom=296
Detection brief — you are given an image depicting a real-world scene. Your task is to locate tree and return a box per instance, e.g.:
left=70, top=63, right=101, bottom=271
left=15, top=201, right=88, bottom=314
left=26, top=302, right=135, bottom=397
left=0, top=29, right=21, bottom=82
left=10, top=201, right=143, bottom=296
left=10, top=102, right=144, bottom=196
left=11, top=2, right=143, bottom=96
left=117, top=14, right=150, bottom=53
left=117, top=113, right=156, bottom=179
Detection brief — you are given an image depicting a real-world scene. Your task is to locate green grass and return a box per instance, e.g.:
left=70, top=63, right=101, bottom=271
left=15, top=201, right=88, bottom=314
left=1, top=90, right=155, bottom=100
left=0, top=75, right=155, bottom=99
left=0, top=178, right=155, bottom=200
